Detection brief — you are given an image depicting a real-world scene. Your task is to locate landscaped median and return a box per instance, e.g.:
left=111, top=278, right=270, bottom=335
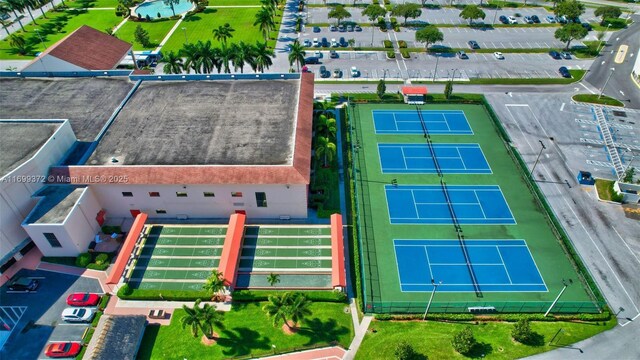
left=572, top=94, right=624, bottom=107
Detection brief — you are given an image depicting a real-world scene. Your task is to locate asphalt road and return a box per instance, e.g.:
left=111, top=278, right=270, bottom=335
left=585, top=15, right=640, bottom=109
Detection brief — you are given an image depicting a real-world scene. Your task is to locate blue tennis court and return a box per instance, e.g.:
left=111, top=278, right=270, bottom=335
left=373, top=110, right=473, bottom=135
left=385, top=185, right=515, bottom=225
left=394, top=239, right=547, bottom=292
left=378, top=143, right=492, bottom=174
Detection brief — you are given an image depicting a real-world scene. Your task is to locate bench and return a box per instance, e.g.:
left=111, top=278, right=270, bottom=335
left=148, top=309, right=165, bottom=319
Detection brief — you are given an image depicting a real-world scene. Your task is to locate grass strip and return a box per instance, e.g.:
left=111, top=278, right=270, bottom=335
left=573, top=94, right=624, bottom=107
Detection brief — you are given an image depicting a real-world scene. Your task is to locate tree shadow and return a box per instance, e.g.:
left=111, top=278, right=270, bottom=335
left=216, top=327, right=271, bottom=357
left=521, top=332, right=545, bottom=347
left=75, top=0, right=96, bottom=8
left=465, top=342, right=493, bottom=359
left=297, top=317, right=350, bottom=346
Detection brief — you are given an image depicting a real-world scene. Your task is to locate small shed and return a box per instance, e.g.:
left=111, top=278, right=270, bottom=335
left=401, top=86, right=428, bottom=104
left=577, top=171, right=595, bottom=185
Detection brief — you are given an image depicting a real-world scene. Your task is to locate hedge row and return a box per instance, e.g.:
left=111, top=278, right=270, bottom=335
left=232, top=290, right=347, bottom=303
left=117, top=284, right=211, bottom=301
left=375, top=311, right=611, bottom=322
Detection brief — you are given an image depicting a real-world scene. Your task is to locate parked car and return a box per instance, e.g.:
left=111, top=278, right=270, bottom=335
left=66, top=293, right=100, bottom=307
left=546, top=15, right=556, bottom=23
left=7, top=277, right=39, bottom=292
left=313, top=26, right=321, bottom=33
left=319, top=65, right=330, bottom=78
left=331, top=38, right=338, bottom=47
left=338, top=24, right=346, bottom=32
left=44, top=342, right=82, bottom=358
left=581, top=22, right=592, bottom=31
left=558, top=15, right=568, bottom=24
left=494, top=51, right=504, bottom=59
left=339, top=37, right=348, bottom=47
left=531, top=15, right=540, bottom=23
left=329, top=25, right=337, bottom=31
left=321, top=37, right=329, bottom=47
left=558, top=66, right=571, bottom=78
left=329, top=50, right=338, bottom=58
left=548, top=50, right=561, bottom=59
left=456, top=50, right=468, bottom=59
left=560, top=51, right=571, bottom=59
left=312, top=38, right=319, bottom=47
left=351, top=66, right=360, bottom=77
left=523, top=16, right=533, bottom=24
left=499, top=15, right=509, bottom=24
left=303, top=39, right=311, bottom=47
left=332, top=68, right=342, bottom=78
left=61, top=308, right=95, bottom=323
left=507, top=16, right=517, bottom=24
left=0, top=13, right=9, bottom=21
left=347, top=25, right=353, bottom=32
left=314, top=50, right=323, bottom=58
left=354, top=25, right=362, bottom=31
left=468, top=40, right=480, bottom=49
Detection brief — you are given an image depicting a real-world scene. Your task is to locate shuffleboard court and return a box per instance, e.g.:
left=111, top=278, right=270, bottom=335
left=385, top=185, right=515, bottom=225
left=241, top=247, right=332, bottom=258
left=129, top=281, right=207, bottom=291
left=378, top=143, right=492, bottom=174
left=373, top=110, right=472, bottom=135
left=148, top=226, right=228, bottom=236
left=394, top=239, right=547, bottom=292
left=244, top=226, right=331, bottom=236
left=243, top=237, right=332, bottom=247
left=135, top=257, right=219, bottom=269
left=239, top=258, right=332, bottom=270
left=145, top=236, right=226, bottom=246
left=139, top=246, right=222, bottom=257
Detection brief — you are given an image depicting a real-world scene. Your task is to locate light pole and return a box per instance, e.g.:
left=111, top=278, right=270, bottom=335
left=432, top=53, right=440, bottom=82
left=531, top=140, right=546, bottom=175
left=182, top=27, right=189, bottom=44
left=35, top=29, right=47, bottom=50
left=598, top=67, right=615, bottom=99
left=422, top=279, right=441, bottom=320
left=618, top=148, right=636, bottom=182
left=596, top=24, right=611, bottom=54
left=493, top=8, right=498, bottom=24
left=450, top=68, right=459, bottom=82
left=545, top=279, right=573, bottom=317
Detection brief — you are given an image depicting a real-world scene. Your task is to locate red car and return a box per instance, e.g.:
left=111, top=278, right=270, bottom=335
left=66, top=293, right=100, bottom=307
left=45, top=342, right=81, bottom=358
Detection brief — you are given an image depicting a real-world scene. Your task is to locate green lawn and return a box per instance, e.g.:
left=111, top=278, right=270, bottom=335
left=573, top=94, right=624, bottom=107
left=356, top=319, right=616, bottom=360
left=115, top=19, right=178, bottom=50
left=136, top=302, right=354, bottom=359
left=66, top=0, right=120, bottom=8
left=161, top=8, right=264, bottom=53
left=209, top=0, right=263, bottom=5
left=0, top=9, right=122, bottom=59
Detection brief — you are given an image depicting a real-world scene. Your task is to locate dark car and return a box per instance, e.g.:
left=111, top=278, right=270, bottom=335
left=7, top=277, right=39, bottom=292
left=581, top=22, right=592, bottom=31
left=339, top=37, right=348, bottom=47
left=549, top=51, right=561, bottom=59
left=321, top=37, right=329, bottom=47
left=456, top=50, right=468, bottom=59
left=313, top=26, right=321, bottom=33
left=329, top=25, right=337, bottom=31
left=468, top=40, right=480, bottom=49
left=319, top=65, right=330, bottom=78
left=304, top=56, right=320, bottom=64
left=329, top=50, right=338, bottom=58
left=354, top=25, right=362, bottom=31
left=531, top=15, right=540, bottom=23
left=499, top=15, right=509, bottom=24
left=558, top=66, right=571, bottom=78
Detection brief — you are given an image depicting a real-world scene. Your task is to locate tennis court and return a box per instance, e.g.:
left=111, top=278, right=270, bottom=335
left=385, top=185, right=515, bottom=225
left=378, top=143, right=492, bottom=174
left=373, top=110, right=473, bottom=135
left=394, top=239, right=547, bottom=292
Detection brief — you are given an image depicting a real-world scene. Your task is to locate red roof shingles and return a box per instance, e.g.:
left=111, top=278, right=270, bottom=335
left=48, top=75, right=315, bottom=185
left=34, top=25, right=132, bottom=70
left=402, top=86, right=428, bottom=95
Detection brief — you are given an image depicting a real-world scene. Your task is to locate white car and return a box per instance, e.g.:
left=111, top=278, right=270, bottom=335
left=61, top=308, right=95, bottom=323
left=507, top=16, right=517, bottom=24
left=303, top=39, right=311, bottom=47
left=494, top=52, right=504, bottom=59
left=312, top=38, right=319, bottom=47
left=314, top=50, right=322, bottom=58
left=351, top=66, right=359, bottom=77
left=331, top=38, right=338, bottom=47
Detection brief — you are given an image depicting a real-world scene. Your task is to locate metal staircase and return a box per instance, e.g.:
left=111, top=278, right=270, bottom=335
left=594, top=107, right=624, bottom=178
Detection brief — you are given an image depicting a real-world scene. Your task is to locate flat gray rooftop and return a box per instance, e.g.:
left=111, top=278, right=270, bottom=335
left=0, top=78, right=133, bottom=141
left=26, top=186, right=85, bottom=224
left=0, top=121, right=61, bottom=178
left=87, top=80, right=300, bottom=166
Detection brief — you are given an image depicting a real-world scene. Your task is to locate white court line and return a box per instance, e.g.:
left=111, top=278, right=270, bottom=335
left=496, top=246, right=514, bottom=285
left=410, top=190, right=421, bottom=219
left=473, top=190, right=488, bottom=219
left=400, top=147, right=409, bottom=170
left=612, top=227, right=640, bottom=266
left=424, top=246, right=434, bottom=281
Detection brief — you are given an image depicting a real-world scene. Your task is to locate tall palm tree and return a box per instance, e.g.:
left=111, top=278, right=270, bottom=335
left=211, top=46, right=223, bottom=73
left=180, top=300, right=203, bottom=337
left=199, top=302, right=223, bottom=339
left=35, top=0, right=47, bottom=18
left=196, top=40, right=216, bottom=74
left=162, top=51, right=183, bottom=74
left=287, top=293, right=312, bottom=328
left=287, top=39, right=305, bottom=72
left=260, top=0, right=275, bottom=16
left=315, top=114, right=336, bottom=141
left=219, top=43, right=232, bottom=73
left=202, top=269, right=226, bottom=299
left=315, top=136, right=336, bottom=167
left=5, top=0, right=25, bottom=31
left=230, top=41, right=253, bottom=73
left=0, top=2, right=12, bottom=36
left=181, top=42, right=202, bottom=74
left=8, top=33, right=28, bottom=55
left=163, top=0, right=179, bottom=17
left=20, top=0, right=38, bottom=25
left=262, top=292, right=292, bottom=330
left=253, top=42, right=273, bottom=73
left=212, top=23, right=234, bottom=45
left=254, top=8, right=275, bottom=41
left=267, top=273, right=280, bottom=287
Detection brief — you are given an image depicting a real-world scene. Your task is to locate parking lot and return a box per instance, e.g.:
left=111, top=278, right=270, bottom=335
left=0, top=269, right=102, bottom=360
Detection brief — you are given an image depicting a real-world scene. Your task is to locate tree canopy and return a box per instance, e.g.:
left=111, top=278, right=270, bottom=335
left=554, top=23, right=588, bottom=50
left=361, top=4, right=387, bottom=23
left=328, top=5, right=351, bottom=25
left=554, top=0, right=585, bottom=19
left=594, top=6, right=622, bottom=24
left=459, top=5, right=486, bottom=25
left=391, top=3, right=422, bottom=25
left=415, top=25, right=443, bottom=49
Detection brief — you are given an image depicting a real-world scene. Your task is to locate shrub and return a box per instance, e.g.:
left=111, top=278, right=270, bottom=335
left=400, top=49, right=410, bottom=58
left=378, top=17, right=387, bottom=31
left=398, top=40, right=407, bottom=48
left=232, top=289, right=347, bottom=303
left=118, top=283, right=133, bottom=297
left=390, top=17, right=397, bottom=25
left=603, top=18, right=627, bottom=29
left=512, top=319, right=533, bottom=343
left=384, top=40, right=393, bottom=48
left=98, top=294, right=111, bottom=311
left=387, top=51, right=396, bottom=58
left=394, top=341, right=421, bottom=360
left=87, top=263, right=110, bottom=271
left=94, top=253, right=109, bottom=265
left=75, top=253, right=92, bottom=267
left=451, top=326, right=476, bottom=355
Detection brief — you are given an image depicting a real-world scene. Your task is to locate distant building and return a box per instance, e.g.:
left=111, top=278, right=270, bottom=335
left=21, top=25, right=132, bottom=73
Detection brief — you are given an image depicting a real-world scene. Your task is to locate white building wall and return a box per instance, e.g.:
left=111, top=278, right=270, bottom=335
left=22, top=188, right=102, bottom=257
left=22, top=55, right=87, bottom=72
left=0, top=121, right=76, bottom=260
left=90, top=183, right=307, bottom=220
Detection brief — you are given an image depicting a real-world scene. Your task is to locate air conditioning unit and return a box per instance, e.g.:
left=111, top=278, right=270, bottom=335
left=13, top=253, right=23, bottom=261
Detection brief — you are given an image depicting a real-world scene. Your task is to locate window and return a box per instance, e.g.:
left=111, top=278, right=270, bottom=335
left=176, top=192, right=188, bottom=197
left=149, top=191, right=160, bottom=197
left=122, top=192, right=133, bottom=197
left=156, top=209, right=167, bottom=214
left=203, top=192, right=215, bottom=197
left=44, top=233, right=61, bottom=248
left=255, top=192, right=267, bottom=207
left=231, top=192, right=243, bottom=197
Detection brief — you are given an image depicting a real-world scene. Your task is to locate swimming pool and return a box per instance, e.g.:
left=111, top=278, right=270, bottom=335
left=134, top=0, right=193, bottom=19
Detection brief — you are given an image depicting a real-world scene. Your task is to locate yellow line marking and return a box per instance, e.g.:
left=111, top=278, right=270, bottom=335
left=615, top=45, right=628, bottom=64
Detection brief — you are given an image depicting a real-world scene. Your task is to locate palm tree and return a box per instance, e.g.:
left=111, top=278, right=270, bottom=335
left=262, top=292, right=292, bottom=329
left=181, top=42, right=202, bottom=73
left=254, top=8, right=275, bottom=41
left=253, top=41, right=274, bottom=73
left=9, top=34, right=28, bottom=55
left=35, top=0, right=47, bottom=18
left=162, top=51, right=183, bottom=74
left=20, top=0, right=39, bottom=25
left=202, top=269, right=226, bottom=300
left=211, top=46, right=223, bottom=73
left=315, top=115, right=336, bottom=140
left=163, top=0, right=179, bottom=17
left=199, top=302, right=223, bottom=339
left=287, top=293, right=312, bottom=328
left=260, top=0, right=275, bottom=15
left=219, top=43, right=232, bottom=73
left=230, top=41, right=253, bottom=73
left=212, top=23, right=234, bottom=45
left=197, top=40, right=216, bottom=73
left=180, top=300, right=203, bottom=337
left=0, top=2, right=11, bottom=36
left=315, top=136, right=336, bottom=167
left=267, top=273, right=280, bottom=287
left=5, top=0, right=25, bottom=32
left=287, top=39, right=305, bottom=72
